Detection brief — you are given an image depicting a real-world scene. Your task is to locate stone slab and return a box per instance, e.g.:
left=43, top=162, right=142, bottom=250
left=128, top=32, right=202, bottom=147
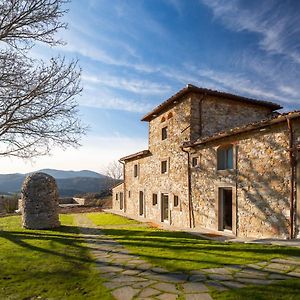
left=153, top=282, right=178, bottom=293
left=139, top=287, right=161, bottom=297
left=189, top=274, right=206, bottom=282
left=182, top=282, right=209, bottom=293
left=208, top=274, right=233, bottom=281
left=112, top=286, right=139, bottom=300
left=221, top=281, right=246, bottom=289
left=287, top=272, right=300, bottom=278
left=157, top=293, right=178, bottom=300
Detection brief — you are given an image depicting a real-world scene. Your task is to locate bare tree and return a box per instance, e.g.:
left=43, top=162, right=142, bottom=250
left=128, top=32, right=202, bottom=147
left=0, top=0, right=86, bottom=158
left=106, top=161, right=123, bottom=180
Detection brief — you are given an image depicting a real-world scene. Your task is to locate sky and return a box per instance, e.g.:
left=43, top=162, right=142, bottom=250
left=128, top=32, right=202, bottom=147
left=1, top=0, right=300, bottom=174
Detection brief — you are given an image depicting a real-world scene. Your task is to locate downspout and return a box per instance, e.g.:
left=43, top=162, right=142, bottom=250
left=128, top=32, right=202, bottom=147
left=119, top=159, right=126, bottom=213
left=181, top=146, right=194, bottom=228
left=286, top=117, right=296, bottom=239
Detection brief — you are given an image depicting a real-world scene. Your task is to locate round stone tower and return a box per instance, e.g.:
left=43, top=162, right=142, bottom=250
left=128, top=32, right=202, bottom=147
left=21, top=172, right=60, bottom=229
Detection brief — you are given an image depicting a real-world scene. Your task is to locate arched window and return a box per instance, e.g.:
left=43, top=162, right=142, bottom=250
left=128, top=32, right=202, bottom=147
left=161, top=116, right=166, bottom=123
left=217, top=145, right=233, bottom=170
left=167, top=112, right=173, bottom=119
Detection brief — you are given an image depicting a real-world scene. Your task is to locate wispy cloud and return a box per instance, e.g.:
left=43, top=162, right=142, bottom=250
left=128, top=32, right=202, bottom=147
left=201, top=0, right=300, bottom=64
left=79, top=86, right=153, bottom=113
left=82, top=74, right=171, bottom=95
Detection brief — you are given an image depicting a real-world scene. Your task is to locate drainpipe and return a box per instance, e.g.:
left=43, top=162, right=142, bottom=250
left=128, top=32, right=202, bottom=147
left=181, top=146, right=194, bottom=228
left=119, top=159, right=126, bottom=212
left=286, top=117, right=296, bottom=239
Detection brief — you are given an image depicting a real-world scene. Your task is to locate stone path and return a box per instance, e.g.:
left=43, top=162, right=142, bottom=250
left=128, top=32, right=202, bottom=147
left=74, top=214, right=300, bottom=300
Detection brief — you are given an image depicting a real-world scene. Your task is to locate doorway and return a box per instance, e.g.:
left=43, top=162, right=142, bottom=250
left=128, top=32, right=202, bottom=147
left=219, top=188, right=232, bottom=231
left=161, top=194, right=169, bottom=222
left=139, top=191, right=144, bottom=216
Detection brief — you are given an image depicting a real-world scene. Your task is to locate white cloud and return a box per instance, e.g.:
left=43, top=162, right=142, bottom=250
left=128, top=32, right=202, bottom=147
left=79, top=84, right=153, bottom=113
left=82, top=74, right=171, bottom=95
left=201, top=0, right=300, bottom=64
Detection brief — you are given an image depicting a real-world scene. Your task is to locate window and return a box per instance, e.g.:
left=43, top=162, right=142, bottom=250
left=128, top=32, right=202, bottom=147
left=152, top=193, right=158, bottom=205
left=162, top=126, right=168, bottom=140
left=161, top=116, right=166, bottom=123
left=128, top=191, right=131, bottom=198
left=134, top=164, right=138, bottom=177
left=116, top=193, right=118, bottom=201
left=192, top=156, right=198, bottom=167
left=217, top=145, right=233, bottom=170
left=161, top=160, right=168, bottom=174
left=174, top=195, right=179, bottom=207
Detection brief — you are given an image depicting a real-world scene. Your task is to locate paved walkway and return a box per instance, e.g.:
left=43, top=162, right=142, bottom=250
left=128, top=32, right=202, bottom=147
left=74, top=214, right=300, bottom=300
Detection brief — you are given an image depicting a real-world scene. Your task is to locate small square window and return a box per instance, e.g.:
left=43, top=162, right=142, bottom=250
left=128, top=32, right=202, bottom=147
left=162, top=126, right=168, bottom=140
left=161, top=160, right=168, bottom=174
left=152, top=193, right=158, bottom=205
left=134, top=164, right=138, bottom=177
left=192, top=157, right=198, bottom=167
left=174, top=195, right=179, bottom=207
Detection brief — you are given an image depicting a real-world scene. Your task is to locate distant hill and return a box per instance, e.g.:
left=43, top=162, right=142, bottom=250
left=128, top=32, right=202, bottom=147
left=0, top=169, right=118, bottom=197
left=37, top=169, right=105, bottom=179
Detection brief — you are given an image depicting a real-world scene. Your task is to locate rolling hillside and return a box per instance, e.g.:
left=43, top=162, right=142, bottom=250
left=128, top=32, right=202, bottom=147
left=0, top=169, right=118, bottom=197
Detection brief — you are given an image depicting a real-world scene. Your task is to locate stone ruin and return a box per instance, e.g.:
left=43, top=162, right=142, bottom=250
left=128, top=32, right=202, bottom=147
left=21, top=172, right=60, bottom=229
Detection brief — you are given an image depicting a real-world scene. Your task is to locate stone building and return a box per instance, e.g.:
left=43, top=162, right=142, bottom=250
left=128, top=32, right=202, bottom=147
left=112, top=84, right=300, bottom=239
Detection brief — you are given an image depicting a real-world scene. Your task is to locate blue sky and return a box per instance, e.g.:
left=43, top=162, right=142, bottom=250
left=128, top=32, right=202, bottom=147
left=1, top=0, right=300, bottom=174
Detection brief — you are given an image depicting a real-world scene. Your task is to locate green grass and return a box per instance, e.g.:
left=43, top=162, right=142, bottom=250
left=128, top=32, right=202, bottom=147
left=87, top=212, right=300, bottom=272
left=87, top=212, right=140, bottom=226
left=0, top=215, right=112, bottom=300
left=212, top=279, right=300, bottom=300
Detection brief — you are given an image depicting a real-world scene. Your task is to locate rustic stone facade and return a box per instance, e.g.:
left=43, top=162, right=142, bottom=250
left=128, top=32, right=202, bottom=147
left=22, top=172, right=60, bottom=229
left=112, top=85, right=300, bottom=239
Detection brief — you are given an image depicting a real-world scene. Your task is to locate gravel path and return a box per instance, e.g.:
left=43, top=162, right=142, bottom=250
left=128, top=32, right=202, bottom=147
left=74, top=214, right=300, bottom=300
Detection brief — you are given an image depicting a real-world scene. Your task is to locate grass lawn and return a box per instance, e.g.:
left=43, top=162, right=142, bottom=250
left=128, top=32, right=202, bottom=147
left=0, top=215, right=112, bottom=300
left=87, top=212, right=300, bottom=272
left=212, top=279, right=300, bottom=300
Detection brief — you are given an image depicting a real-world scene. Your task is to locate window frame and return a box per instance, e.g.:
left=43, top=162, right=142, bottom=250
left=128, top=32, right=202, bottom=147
left=152, top=193, right=158, bottom=206
left=162, top=126, right=168, bottom=140
left=191, top=156, right=198, bottom=167
left=161, top=160, right=168, bottom=174
left=134, top=164, right=139, bottom=177
left=217, top=144, right=234, bottom=171
left=173, top=195, right=179, bottom=208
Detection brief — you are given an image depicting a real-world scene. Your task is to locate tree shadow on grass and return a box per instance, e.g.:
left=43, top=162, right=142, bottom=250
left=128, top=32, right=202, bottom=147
left=1, top=224, right=300, bottom=274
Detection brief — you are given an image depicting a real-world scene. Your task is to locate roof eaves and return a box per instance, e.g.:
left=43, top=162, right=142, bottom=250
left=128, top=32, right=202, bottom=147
left=119, top=150, right=150, bottom=162
left=186, top=111, right=300, bottom=147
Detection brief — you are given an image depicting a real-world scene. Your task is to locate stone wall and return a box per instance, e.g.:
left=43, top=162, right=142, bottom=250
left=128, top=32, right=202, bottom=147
left=190, top=93, right=274, bottom=140
left=118, top=95, right=193, bottom=228
left=191, top=123, right=292, bottom=239
left=112, top=89, right=296, bottom=239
